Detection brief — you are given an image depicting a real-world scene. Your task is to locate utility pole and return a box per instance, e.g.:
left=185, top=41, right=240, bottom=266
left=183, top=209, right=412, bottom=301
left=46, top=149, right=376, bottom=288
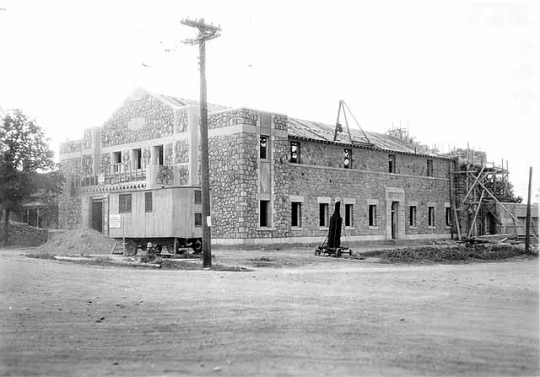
left=181, top=18, right=221, bottom=268
left=525, top=167, right=533, bottom=252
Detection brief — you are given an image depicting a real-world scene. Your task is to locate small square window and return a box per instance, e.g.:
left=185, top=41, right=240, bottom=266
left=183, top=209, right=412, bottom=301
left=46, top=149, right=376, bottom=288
left=195, top=213, right=202, bottom=227
left=194, top=190, right=202, bottom=204
left=119, top=194, right=132, bottom=213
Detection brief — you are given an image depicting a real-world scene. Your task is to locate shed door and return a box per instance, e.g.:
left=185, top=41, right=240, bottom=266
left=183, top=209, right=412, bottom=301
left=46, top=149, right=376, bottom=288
left=91, top=199, right=103, bottom=233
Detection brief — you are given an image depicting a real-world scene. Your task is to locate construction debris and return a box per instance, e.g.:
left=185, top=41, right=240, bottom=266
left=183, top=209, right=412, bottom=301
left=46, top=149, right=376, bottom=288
left=35, top=228, right=116, bottom=256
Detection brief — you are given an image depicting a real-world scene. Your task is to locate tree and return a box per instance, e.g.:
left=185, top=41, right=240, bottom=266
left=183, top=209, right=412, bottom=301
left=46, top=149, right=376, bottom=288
left=0, top=109, right=57, bottom=246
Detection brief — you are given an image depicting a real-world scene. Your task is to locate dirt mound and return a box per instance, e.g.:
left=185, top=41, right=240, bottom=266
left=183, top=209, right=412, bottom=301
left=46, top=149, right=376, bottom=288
left=0, top=221, right=48, bottom=246
left=35, top=228, right=116, bottom=256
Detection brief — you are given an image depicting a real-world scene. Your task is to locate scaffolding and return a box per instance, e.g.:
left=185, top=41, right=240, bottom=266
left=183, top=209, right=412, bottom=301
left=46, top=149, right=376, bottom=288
left=452, top=154, right=538, bottom=243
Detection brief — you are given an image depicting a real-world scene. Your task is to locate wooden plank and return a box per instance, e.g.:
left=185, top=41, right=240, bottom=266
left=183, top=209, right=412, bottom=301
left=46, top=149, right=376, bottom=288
left=467, top=189, right=485, bottom=238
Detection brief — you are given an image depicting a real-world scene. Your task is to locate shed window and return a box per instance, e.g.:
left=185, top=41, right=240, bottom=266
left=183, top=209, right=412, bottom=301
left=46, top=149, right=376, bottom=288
left=195, top=213, right=202, bottom=227
left=119, top=194, right=132, bottom=213
left=145, top=192, right=152, bottom=212
left=290, top=141, right=300, bottom=163
left=194, top=189, right=202, bottom=204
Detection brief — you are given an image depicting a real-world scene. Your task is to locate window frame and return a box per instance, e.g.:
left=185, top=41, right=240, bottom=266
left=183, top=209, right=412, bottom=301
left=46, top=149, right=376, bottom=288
left=345, top=203, right=354, bottom=227
left=343, top=148, right=352, bottom=169
left=388, top=154, right=396, bottom=173
left=260, top=136, right=269, bottom=160
left=319, top=203, right=329, bottom=227
left=291, top=202, right=302, bottom=228
left=369, top=204, right=378, bottom=227
left=427, top=159, right=434, bottom=177
left=260, top=200, right=271, bottom=227
left=119, top=194, right=132, bottom=213
left=144, top=192, right=152, bottom=213
left=428, top=206, right=435, bottom=227
left=409, top=205, right=417, bottom=227
left=290, top=141, right=300, bottom=164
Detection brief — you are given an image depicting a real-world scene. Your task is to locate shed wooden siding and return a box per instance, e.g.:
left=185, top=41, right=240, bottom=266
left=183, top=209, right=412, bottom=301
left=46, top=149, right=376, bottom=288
left=109, top=187, right=201, bottom=239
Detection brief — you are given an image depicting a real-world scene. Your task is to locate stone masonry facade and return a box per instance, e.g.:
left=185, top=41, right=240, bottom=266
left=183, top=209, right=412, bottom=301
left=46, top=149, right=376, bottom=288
left=59, top=88, right=464, bottom=245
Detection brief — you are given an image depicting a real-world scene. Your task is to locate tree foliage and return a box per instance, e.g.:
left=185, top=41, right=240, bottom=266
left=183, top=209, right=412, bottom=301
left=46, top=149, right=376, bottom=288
left=0, top=109, right=60, bottom=245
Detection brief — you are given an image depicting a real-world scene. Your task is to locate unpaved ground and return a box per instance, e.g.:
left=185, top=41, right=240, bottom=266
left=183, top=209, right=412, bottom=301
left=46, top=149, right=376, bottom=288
left=0, top=247, right=538, bottom=376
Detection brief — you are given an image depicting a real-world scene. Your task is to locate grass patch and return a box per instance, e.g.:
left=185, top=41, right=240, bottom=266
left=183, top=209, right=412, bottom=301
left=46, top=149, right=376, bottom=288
left=364, top=244, right=537, bottom=263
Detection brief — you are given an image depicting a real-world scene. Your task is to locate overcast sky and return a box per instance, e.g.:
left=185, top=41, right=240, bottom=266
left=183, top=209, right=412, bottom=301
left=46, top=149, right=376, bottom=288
left=0, top=0, right=538, bottom=200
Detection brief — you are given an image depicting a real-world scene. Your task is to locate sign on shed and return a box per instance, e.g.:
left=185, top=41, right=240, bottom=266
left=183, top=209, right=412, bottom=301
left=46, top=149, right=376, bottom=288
left=109, top=214, right=121, bottom=229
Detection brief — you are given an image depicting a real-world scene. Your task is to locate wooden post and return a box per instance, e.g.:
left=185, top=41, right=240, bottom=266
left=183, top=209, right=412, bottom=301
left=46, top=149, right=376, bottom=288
left=525, top=167, right=533, bottom=252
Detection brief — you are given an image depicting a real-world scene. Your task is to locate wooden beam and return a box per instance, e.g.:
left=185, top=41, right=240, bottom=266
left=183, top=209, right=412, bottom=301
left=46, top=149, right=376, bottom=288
left=460, top=166, right=486, bottom=206
left=468, top=189, right=486, bottom=238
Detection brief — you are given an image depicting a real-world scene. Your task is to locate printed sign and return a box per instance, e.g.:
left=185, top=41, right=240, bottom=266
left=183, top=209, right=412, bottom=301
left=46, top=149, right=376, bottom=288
left=109, top=214, right=121, bottom=229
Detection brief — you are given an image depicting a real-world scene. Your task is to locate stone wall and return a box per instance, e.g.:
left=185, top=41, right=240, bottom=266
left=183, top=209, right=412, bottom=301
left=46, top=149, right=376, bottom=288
left=175, top=140, right=189, bottom=164
left=101, top=93, right=175, bottom=147
left=60, top=140, right=82, bottom=155
left=209, top=109, right=258, bottom=129
left=295, top=140, right=449, bottom=178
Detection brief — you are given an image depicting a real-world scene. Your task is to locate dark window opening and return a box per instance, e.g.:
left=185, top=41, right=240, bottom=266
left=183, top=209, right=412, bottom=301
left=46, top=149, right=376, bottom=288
left=291, top=202, right=302, bottom=227
left=153, top=145, right=164, bottom=166
left=194, top=189, right=202, bottom=204
left=260, top=136, right=268, bottom=160
left=345, top=204, right=353, bottom=226
left=319, top=203, right=329, bottom=227
left=145, top=192, right=152, bottom=212
left=428, top=206, right=435, bottom=227
left=195, top=213, right=202, bottom=227
left=119, top=194, right=132, bottom=213
left=409, top=206, right=417, bottom=227
left=389, top=154, right=396, bottom=173
left=113, top=151, right=122, bottom=173
left=369, top=205, right=377, bottom=227
left=134, top=148, right=142, bottom=170
left=427, top=159, right=434, bottom=177
left=260, top=200, right=271, bottom=227
left=290, top=141, right=300, bottom=163
left=445, top=207, right=452, bottom=227
left=344, top=149, right=352, bottom=169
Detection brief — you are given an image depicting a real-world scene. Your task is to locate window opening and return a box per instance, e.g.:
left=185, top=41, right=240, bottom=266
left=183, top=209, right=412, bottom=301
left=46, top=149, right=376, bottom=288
left=260, top=136, right=268, bottom=160
left=260, top=200, right=271, bottom=227
left=369, top=205, right=377, bottom=227
left=145, top=192, right=152, bottom=212
left=345, top=204, right=353, bottom=226
left=290, top=141, right=300, bottom=163
left=291, top=202, right=302, bottom=227
left=409, top=206, right=417, bottom=227
left=427, top=159, right=434, bottom=177
left=344, top=149, right=352, bottom=169
left=319, top=203, right=329, bottom=227
left=389, top=154, right=396, bottom=173
left=428, top=206, right=435, bottom=227
left=119, top=194, right=132, bottom=213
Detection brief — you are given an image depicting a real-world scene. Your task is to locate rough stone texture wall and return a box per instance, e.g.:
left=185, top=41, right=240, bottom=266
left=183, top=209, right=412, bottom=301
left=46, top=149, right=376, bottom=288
left=208, top=109, right=258, bottom=129
left=209, top=132, right=258, bottom=239
left=155, top=166, right=174, bottom=185
left=101, top=153, right=110, bottom=174
left=59, top=158, right=82, bottom=176
left=59, top=140, right=82, bottom=155
left=101, top=93, right=174, bottom=147
left=165, top=143, right=173, bottom=166
left=177, top=166, right=189, bottom=185
left=297, top=141, right=449, bottom=178
left=287, top=163, right=451, bottom=238
left=174, top=108, right=189, bottom=133
left=175, top=140, right=189, bottom=164
left=82, top=155, right=93, bottom=175
left=82, top=129, right=92, bottom=149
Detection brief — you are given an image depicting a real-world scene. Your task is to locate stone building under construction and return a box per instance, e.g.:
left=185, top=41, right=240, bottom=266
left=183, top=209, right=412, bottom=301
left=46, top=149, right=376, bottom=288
left=58, top=88, right=537, bottom=247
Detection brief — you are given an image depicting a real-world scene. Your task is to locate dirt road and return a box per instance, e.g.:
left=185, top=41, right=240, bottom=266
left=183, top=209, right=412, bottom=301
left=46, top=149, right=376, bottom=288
left=1, top=247, right=538, bottom=376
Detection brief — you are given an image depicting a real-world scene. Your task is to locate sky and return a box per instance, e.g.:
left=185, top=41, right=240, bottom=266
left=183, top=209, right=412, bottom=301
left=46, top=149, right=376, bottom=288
left=0, top=0, right=538, bottom=201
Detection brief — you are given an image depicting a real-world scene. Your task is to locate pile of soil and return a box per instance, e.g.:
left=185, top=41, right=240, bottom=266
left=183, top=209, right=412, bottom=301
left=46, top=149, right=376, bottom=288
left=35, top=228, right=116, bottom=256
left=0, top=221, right=48, bottom=246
